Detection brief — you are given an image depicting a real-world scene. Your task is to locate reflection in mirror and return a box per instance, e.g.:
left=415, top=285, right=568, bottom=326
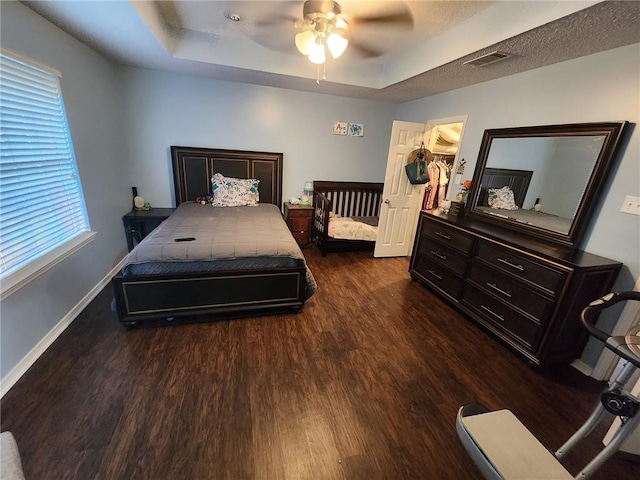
left=479, top=135, right=606, bottom=234
left=468, top=122, right=629, bottom=249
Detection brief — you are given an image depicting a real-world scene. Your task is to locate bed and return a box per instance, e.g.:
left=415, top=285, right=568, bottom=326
left=111, top=146, right=316, bottom=327
left=474, top=167, right=573, bottom=233
left=312, top=181, right=384, bottom=256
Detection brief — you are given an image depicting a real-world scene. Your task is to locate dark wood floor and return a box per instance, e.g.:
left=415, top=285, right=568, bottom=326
left=2, top=247, right=639, bottom=479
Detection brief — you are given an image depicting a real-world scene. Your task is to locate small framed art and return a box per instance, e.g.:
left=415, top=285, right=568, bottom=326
left=349, top=123, right=364, bottom=137
left=333, top=121, right=348, bottom=135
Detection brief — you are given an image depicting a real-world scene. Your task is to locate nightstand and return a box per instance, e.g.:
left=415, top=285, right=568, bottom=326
left=283, top=202, right=314, bottom=247
left=122, top=208, right=175, bottom=251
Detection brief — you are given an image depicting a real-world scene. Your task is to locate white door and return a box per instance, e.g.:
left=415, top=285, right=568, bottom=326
left=374, top=121, right=430, bottom=258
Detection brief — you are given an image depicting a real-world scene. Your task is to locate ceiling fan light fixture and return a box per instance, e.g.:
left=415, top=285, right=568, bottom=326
left=295, top=0, right=351, bottom=66
left=308, top=40, right=326, bottom=64
left=295, top=30, right=315, bottom=55
left=334, top=16, right=348, bottom=30
left=326, top=32, right=348, bottom=59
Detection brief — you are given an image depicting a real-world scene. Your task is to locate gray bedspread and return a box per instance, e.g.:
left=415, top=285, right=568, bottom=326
left=123, top=203, right=316, bottom=298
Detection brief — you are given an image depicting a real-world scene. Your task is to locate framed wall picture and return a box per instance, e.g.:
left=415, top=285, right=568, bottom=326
left=333, top=121, right=348, bottom=135
left=349, top=123, right=364, bottom=137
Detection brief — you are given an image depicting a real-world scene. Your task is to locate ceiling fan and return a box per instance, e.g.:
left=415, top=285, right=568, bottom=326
left=254, top=1, right=414, bottom=64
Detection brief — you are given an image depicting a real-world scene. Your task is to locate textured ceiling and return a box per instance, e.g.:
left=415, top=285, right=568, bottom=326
left=19, top=1, right=640, bottom=104
left=373, top=1, right=640, bottom=103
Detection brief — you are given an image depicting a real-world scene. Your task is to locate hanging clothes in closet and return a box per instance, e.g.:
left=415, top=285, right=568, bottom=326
left=424, top=158, right=451, bottom=210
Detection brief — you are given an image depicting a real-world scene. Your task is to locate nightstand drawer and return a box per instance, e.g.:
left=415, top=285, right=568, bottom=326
left=289, top=217, right=310, bottom=231
left=288, top=208, right=312, bottom=218
left=283, top=202, right=313, bottom=247
left=291, top=232, right=309, bottom=244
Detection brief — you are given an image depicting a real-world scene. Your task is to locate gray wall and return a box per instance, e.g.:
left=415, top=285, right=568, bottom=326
left=0, top=2, right=131, bottom=381
left=118, top=67, right=396, bottom=208
left=396, top=44, right=640, bottom=367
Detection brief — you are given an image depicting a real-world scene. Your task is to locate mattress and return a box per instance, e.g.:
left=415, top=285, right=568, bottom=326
left=328, top=216, right=378, bottom=241
left=123, top=202, right=316, bottom=297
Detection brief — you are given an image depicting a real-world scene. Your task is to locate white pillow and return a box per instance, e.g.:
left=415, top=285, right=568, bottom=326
left=211, top=173, right=260, bottom=207
left=487, top=186, right=518, bottom=210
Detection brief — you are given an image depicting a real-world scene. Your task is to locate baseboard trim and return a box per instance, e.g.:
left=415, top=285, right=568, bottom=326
left=571, top=359, right=593, bottom=377
left=0, top=257, right=126, bottom=398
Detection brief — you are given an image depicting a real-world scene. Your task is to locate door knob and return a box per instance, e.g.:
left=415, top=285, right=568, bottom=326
left=384, top=199, right=390, bottom=204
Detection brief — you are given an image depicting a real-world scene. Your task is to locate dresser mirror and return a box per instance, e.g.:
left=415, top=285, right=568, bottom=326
left=466, top=121, right=629, bottom=249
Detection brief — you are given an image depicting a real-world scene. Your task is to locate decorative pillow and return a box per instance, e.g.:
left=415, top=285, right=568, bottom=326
left=211, top=173, right=260, bottom=207
left=487, top=186, right=518, bottom=210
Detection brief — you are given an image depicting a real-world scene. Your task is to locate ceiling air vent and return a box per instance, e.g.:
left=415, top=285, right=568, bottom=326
left=463, top=51, right=513, bottom=67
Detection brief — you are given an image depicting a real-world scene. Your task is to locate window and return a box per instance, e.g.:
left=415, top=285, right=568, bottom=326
left=0, top=50, right=94, bottom=299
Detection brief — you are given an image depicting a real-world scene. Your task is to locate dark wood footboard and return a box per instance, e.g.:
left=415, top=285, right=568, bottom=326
left=312, top=181, right=384, bottom=256
left=112, top=266, right=307, bottom=326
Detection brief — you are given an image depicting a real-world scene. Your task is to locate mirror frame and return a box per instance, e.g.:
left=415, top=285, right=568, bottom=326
left=466, top=121, right=629, bottom=249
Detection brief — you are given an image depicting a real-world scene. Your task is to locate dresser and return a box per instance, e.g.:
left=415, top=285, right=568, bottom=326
left=410, top=210, right=622, bottom=367
left=283, top=202, right=314, bottom=246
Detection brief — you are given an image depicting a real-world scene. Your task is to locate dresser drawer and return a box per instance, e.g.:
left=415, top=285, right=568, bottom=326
left=475, top=240, right=568, bottom=294
left=421, top=219, right=474, bottom=255
left=463, top=284, right=541, bottom=350
left=467, top=262, right=554, bottom=323
left=412, top=254, right=465, bottom=298
left=418, top=238, right=469, bottom=277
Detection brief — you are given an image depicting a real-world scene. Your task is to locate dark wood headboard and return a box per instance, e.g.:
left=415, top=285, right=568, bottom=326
left=171, top=146, right=283, bottom=207
left=478, top=168, right=533, bottom=208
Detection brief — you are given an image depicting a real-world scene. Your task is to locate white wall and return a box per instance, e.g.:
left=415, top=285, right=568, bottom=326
left=0, top=2, right=131, bottom=383
left=396, top=44, right=640, bottom=367
left=119, top=67, right=396, bottom=207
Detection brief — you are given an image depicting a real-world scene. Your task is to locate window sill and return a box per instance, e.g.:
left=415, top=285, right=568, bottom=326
left=0, top=231, right=97, bottom=301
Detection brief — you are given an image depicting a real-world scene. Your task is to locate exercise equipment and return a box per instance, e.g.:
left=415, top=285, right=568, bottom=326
left=456, top=291, right=640, bottom=479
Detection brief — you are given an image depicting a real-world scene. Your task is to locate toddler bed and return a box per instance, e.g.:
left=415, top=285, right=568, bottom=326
left=312, top=181, right=384, bottom=256
left=112, top=146, right=316, bottom=327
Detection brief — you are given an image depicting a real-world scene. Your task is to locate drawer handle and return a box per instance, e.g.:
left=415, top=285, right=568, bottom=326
left=435, top=231, right=451, bottom=241
left=497, top=257, right=525, bottom=272
left=430, top=250, right=447, bottom=261
left=427, top=269, right=443, bottom=280
left=481, top=305, right=505, bottom=322
left=486, top=282, right=512, bottom=298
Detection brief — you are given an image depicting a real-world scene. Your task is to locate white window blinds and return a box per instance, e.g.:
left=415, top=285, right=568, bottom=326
left=0, top=52, right=90, bottom=279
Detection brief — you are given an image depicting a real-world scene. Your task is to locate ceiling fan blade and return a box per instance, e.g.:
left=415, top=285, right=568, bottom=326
left=348, top=38, right=384, bottom=59
left=352, top=9, right=413, bottom=29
